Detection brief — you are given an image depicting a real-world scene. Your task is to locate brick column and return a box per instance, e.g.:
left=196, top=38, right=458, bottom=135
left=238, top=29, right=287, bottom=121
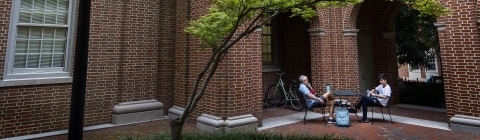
left=435, top=0, right=480, bottom=135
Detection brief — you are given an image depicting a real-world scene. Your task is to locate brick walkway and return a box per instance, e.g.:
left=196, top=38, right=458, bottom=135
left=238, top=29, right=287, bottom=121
left=32, top=105, right=479, bottom=140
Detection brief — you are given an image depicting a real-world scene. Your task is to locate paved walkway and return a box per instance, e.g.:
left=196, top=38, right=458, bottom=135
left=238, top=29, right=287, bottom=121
left=17, top=104, right=480, bottom=140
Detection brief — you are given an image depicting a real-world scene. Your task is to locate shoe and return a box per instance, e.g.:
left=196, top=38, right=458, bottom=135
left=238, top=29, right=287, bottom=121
left=327, top=118, right=336, bottom=124
left=357, top=118, right=370, bottom=123
left=348, top=108, right=359, bottom=113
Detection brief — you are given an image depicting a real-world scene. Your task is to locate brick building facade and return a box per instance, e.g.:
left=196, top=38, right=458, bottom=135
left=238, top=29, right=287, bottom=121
left=1, top=0, right=479, bottom=138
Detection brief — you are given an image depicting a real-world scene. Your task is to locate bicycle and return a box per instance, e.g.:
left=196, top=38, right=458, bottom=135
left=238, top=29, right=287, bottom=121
left=265, top=72, right=304, bottom=111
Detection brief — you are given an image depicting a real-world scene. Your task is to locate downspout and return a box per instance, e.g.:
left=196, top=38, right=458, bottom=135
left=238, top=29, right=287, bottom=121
left=186, top=0, right=191, bottom=106
left=118, top=0, right=127, bottom=103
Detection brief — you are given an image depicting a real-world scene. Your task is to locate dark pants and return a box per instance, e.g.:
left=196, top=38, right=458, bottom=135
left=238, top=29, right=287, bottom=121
left=355, top=96, right=381, bottom=119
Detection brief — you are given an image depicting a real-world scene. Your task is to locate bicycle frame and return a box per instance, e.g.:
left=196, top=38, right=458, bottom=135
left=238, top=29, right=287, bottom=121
left=273, top=75, right=296, bottom=102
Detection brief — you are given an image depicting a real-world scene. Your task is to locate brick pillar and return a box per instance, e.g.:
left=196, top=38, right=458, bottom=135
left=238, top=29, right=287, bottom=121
left=435, top=0, right=480, bottom=135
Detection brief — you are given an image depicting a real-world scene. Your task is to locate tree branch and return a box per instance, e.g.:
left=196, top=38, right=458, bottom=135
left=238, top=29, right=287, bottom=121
left=186, top=51, right=228, bottom=114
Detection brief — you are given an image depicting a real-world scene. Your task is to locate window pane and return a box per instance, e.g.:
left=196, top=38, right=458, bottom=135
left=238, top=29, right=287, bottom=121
left=42, top=40, right=54, bottom=53
left=30, top=27, right=43, bottom=39
left=33, top=0, right=47, bottom=10
left=15, top=40, right=28, bottom=53
left=43, top=27, right=55, bottom=39
left=266, top=36, right=271, bottom=44
left=46, top=0, right=58, bottom=10
left=17, top=27, right=30, bottom=39
left=44, top=11, right=57, bottom=24
left=14, top=55, right=27, bottom=68
left=58, top=0, right=69, bottom=11
left=54, top=40, right=65, bottom=53
left=27, top=54, right=40, bottom=68
left=19, top=10, right=32, bottom=23
left=32, top=10, right=45, bottom=24
left=52, top=54, right=64, bottom=67
left=29, top=40, right=41, bottom=53
left=40, top=54, right=53, bottom=67
left=21, top=0, right=34, bottom=9
left=57, top=12, right=68, bottom=24
left=55, top=28, right=67, bottom=39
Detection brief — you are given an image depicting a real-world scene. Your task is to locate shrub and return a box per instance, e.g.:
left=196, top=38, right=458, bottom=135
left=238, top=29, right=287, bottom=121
left=120, top=131, right=352, bottom=140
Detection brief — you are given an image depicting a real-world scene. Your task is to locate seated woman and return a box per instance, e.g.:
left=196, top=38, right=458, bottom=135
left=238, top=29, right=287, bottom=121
left=298, top=75, right=336, bottom=124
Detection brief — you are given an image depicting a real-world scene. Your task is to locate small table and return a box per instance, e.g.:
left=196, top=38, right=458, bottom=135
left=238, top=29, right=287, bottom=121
left=331, top=90, right=363, bottom=103
left=331, top=90, right=363, bottom=119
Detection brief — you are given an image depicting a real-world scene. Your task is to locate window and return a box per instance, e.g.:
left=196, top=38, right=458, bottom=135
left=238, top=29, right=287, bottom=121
left=261, top=17, right=279, bottom=71
left=426, top=55, right=437, bottom=71
left=262, top=20, right=273, bottom=64
left=3, top=0, right=75, bottom=84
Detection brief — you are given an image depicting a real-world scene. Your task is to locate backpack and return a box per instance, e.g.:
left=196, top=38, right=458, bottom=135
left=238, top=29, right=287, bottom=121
left=335, top=106, right=352, bottom=127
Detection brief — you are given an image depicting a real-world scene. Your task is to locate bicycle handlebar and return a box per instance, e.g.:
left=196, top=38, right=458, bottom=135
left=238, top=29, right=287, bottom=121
left=276, top=72, right=286, bottom=76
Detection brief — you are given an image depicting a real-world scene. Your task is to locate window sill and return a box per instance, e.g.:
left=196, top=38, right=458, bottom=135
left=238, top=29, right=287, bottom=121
left=0, top=77, right=73, bottom=87
left=262, top=67, right=281, bottom=73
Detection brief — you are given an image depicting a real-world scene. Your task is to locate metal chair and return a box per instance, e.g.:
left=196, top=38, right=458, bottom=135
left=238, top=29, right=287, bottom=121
left=294, top=89, right=327, bottom=125
left=368, top=90, right=393, bottom=124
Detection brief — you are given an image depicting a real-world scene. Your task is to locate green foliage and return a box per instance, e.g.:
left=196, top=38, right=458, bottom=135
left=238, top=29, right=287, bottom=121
left=120, top=131, right=353, bottom=140
left=185, top=0, right=450, bottom=50
left=395, top=6, right=439, bottom=69
left=401, top=0, right=451, bottom=17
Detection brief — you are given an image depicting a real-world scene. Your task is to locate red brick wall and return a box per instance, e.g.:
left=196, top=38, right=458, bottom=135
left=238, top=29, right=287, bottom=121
left=311, top=7, right=360, bottom=95
left=436, top=0, right=480, bottom=118
left=398, top=65, right=409, bottom=78
left=157, top=0, right=177, bottom=113
left=174, top=0, right=263, bottom=124
left=0, top=0, right=172, bottom=138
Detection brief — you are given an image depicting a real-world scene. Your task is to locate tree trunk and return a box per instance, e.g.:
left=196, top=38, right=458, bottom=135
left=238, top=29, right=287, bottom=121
left=170, top=119, right=184, bottom=140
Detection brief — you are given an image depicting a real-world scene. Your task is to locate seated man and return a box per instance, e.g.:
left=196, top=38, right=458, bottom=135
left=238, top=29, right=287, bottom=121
left=349, top=74, right=391, bottom=123
left=298, top=75, right=336, bottom=124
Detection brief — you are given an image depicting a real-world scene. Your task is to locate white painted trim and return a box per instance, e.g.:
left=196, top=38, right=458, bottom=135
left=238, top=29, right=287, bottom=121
left=3, top=0, right=77, bottom=81
left=434, top=22, right=446, bottom=31
left=0, top=77, right=72, bottom=87
left=342, top=29, right=359, bottom=36
left=307, top=28, right=326, bottom=36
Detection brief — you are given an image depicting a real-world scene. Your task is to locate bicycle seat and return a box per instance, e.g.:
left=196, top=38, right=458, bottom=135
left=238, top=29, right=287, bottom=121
left=291, top=79, right=297, bottom=83
left=276, top=72, right=286, bottom=76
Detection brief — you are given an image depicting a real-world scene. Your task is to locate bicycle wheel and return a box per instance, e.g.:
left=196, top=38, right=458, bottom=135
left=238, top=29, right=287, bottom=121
left=266, top=85, right=287, bottom=107
left=290, top=90, right=304, bottom=111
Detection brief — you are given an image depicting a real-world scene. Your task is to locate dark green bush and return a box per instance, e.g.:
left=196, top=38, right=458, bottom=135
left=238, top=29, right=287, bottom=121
left=399, top=81, right=445, bottom=108
left=120, top=131, right=352, bottom=140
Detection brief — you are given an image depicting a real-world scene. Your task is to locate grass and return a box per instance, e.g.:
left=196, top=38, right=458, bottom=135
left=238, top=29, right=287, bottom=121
left=120, top=131, right=353, bottom=140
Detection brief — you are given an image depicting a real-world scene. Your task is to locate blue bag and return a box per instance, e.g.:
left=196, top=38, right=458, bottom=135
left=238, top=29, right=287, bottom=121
left=335, top=107, right=352, bottom=127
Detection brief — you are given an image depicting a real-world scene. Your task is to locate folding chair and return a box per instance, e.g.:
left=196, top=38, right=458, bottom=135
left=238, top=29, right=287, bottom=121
left=294, top=89, right=327, bottom=125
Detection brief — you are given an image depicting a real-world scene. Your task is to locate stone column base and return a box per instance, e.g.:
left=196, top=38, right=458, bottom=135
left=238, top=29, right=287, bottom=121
left=450, top=114, right=480, bottom=135
left=168, top=105, right=190, bottom=123
left=112, top=99, right=164, bottom=125
left=196, top=114, right=258, bottom=133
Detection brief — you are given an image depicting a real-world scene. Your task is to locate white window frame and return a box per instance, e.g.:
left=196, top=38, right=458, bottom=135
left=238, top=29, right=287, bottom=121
left=426, top=53, right=438, bottom=72
left=1, top=0, right=76, bottom=87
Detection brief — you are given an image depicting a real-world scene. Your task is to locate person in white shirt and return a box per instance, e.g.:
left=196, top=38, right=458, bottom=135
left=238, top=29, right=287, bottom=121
left=349, top=74, right=391, bottom=123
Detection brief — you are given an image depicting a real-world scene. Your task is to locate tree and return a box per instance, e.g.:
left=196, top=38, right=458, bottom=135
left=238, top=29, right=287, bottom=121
left=395, top=5, right=439, bottom=70
left=170, top=0, right=449, bottom=139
